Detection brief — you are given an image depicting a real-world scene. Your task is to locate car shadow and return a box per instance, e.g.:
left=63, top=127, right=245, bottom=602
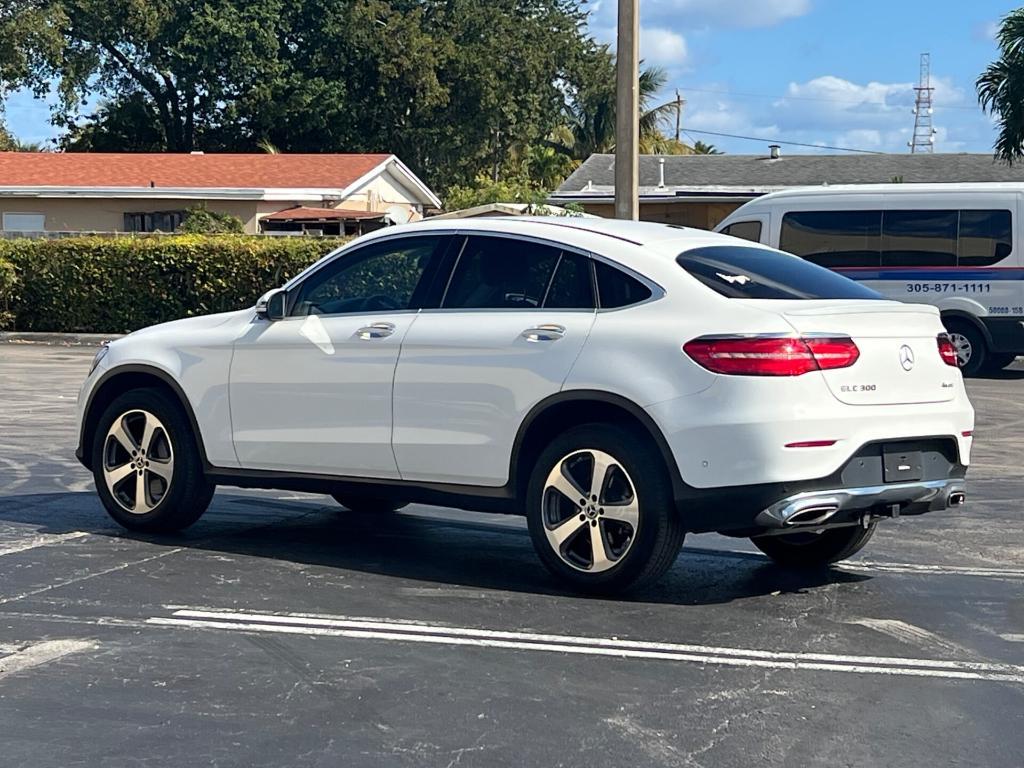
left=972, top=367, right=1024, bottom=381
left=0, top=491, right=869, bottom=606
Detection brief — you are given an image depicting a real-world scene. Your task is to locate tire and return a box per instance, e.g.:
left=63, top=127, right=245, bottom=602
left=525, top=423, right=685, bottom=594
left=751, top=524, right=876, bottom=568
left=330, top=494, right=408, bottom=513
left=983, top=353, right=1018, bottom=372
left=91, top=387, right=214, bottom=533
left=943, top=319, right=988, bottom=377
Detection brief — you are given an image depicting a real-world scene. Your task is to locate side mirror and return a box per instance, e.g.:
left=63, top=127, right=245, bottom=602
left=255, top=288, right=288, bottom=321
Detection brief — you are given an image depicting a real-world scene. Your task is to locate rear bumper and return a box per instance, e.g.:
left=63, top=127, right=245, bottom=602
left=678, top=437, right=967, bottom=535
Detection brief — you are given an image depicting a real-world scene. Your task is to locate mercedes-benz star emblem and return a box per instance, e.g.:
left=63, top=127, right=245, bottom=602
left=899, top=344, right=915, bottom=371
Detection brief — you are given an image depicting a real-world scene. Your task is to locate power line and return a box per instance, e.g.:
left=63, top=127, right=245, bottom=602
left=672, top=84, right=978, bottom=111
left=678, top=128, right=886, bottom=154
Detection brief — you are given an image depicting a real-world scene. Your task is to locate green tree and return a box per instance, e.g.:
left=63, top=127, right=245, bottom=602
left=691, top=140, right=722, bottom=154
left=178, top=206, right=245, bottom=234
left=978, top=8, right=1024, bottom=163
left=0, top=121, right=15, bottom=151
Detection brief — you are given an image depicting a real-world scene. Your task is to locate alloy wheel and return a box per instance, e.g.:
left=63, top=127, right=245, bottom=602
left=102, top=409, right=174, bottom=514
left=541, top=449, right=639, bottom=572
left=948, top=331, right=972, bottom=367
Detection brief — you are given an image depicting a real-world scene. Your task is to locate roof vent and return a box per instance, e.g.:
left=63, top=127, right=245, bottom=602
left=769, top=144, right=781, bottom=160
left=657, top=157, right=666, bottom=189
left=190, top=151, right=204, bottom=155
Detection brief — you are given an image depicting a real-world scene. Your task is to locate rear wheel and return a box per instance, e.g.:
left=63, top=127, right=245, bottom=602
left=751, top=524, right=876, bottom=567
left=92, top=388, right=214, bottom=532
left=526, top=424, right=684, bottom=594
left=330, top=494, right=408, bottom=513
left=943, top=319, right=987, bottom=377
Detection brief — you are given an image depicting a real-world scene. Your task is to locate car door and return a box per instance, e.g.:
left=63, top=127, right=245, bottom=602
left=392, top=234, right=597, bottom=486
left=229, top=234, right=452, bottom=477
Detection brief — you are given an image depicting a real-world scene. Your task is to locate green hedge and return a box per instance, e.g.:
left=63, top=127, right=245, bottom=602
left=0, top=254, right=15, bottom=329
left=0, top=235, right=349, bottom=333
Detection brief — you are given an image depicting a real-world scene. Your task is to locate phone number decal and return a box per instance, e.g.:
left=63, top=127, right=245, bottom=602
left=905, top=282, right=991, bottom=294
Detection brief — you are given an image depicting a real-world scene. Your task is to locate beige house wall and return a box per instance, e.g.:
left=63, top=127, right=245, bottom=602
left=577, top=200, right=747, bottom=231
left=0, top=198, right=263, bottom=234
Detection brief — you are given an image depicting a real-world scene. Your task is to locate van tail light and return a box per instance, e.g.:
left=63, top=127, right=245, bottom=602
left=682, top=335, right=860, bottom=376
left=937, top=334, right=959, bottom=367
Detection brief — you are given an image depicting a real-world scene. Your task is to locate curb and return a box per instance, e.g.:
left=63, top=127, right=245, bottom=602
left=0, top=331, right=125, bottom=347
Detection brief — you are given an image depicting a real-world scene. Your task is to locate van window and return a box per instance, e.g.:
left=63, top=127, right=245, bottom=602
left=779, top=211, right=882, bottom=268
left=958, top=210, right=1012, bottom=266
left=882, top=210, right=957, bottom=267
left=780, top=208, right=1015, bottom=268
left=720, top=220, right=762, bottom=243
left=677, top=245, right=882, bottom=300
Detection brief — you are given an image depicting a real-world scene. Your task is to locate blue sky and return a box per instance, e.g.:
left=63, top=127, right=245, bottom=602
left=2, top=0, right=1014, bottom=155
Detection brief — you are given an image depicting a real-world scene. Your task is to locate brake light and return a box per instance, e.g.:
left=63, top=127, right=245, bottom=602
left=937, top=334, right=959, bottom=367
left=682, top=336, right=860, bottom=376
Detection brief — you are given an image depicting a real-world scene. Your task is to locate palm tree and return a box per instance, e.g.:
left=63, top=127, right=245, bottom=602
left=691, top=140, right=722, bottom=155
left=978, top=9, right=1024, bottom=163
left=554, top=60, right=678, bottom=160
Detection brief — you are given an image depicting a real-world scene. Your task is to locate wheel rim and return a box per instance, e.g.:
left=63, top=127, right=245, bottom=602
left=102, top=409, right=174, bottom=515
left=948, top=332, right=972, bottom=367
left=541, top=449, right=639, bottom=573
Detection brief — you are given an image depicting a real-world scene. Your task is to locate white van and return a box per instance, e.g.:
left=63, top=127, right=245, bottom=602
left=715, top=183, right=1023, bottom=375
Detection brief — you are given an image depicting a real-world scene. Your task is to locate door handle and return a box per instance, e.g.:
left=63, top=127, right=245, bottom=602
left=356, top=321, right=396, bottom=340
left=520, top=324, right=566, bottom=342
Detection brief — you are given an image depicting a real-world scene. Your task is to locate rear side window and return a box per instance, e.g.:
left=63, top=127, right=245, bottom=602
left=443, top=236, right=560, bottom=309
left=677, top=245, right=882, bottom=300
left=720, top=220, right=762, bottom=243
left=882, top=210, right=957, bottom=267
left=595, top=261, right=652, bottom=308
left=779, top=211, right=881, bottom=268
left=545, top=252, right=596, bottom=309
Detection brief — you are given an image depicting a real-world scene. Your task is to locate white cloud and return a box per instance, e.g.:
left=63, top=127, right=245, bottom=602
left=641, top=26, right=688, bottom=67
left=646, top=0, right=812, bottom=28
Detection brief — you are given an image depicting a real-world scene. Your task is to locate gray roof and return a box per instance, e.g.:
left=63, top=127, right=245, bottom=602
left=551, top=152, right=1024, bottom=200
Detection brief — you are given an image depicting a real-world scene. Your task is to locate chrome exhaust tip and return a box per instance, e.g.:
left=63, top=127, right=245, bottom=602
left=947, top=491, right=966, bottom=508
left=784, top=505, right=840, bottom=527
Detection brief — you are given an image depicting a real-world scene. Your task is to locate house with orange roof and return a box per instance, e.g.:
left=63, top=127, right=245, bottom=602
left=0, top=152, right=442, bottom=236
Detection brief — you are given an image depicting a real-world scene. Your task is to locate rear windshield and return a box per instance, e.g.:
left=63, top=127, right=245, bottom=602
left=677, top=245, right=883, bottom=300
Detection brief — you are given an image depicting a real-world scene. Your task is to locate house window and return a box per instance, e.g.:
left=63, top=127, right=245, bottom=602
left=124, top=210, right=187, bottom=233
left=2, top=212, right=46, bottom=232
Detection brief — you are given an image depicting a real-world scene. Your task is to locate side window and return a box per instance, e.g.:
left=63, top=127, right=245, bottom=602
left=290, top=236, right=443, bottom=316
left=779, top=211, right=882, bottom=268
left=544, top=252, right=596, bottom=309
left=595, top=261, right=653, bottom=308
left=958, top=210, right=1012, bottom=266
left=882, top=210, right=958, bottom=267
left=721, top=220, right=762, bottom=243
left=443, top=236, right=561, bottom=309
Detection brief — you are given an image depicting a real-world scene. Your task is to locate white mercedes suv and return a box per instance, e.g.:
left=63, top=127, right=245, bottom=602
left=76, top=218, right=974, bottom=592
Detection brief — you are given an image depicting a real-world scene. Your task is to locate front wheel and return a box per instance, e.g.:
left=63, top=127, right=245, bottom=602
left=92, top=388, right=214, bottom=532
left=984, top=353, right=1018, bottom=372
left=526, top=424, right=684, bottom=594
left=943, top=319, right=987, bottom=377
left=751, top=524, right=876, bottom=568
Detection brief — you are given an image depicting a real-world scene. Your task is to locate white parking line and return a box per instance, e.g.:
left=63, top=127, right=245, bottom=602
left=148, top=608, right=1024, bottom=685
left=1000, top=634, right=1024, bottom=643
left=0, top=532, right=89, bottom=558
left=838, top=561, right=1024, bottom=580
left=0, top=639, right=96, bottom=681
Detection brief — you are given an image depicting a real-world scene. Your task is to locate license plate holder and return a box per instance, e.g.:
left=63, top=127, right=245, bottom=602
left=882, top=444, right=923, bottom=483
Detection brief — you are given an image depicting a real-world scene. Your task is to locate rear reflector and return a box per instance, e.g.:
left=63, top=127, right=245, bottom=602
left=937, top=334, right=959, bottom=367
left=683, top=336, right=860, bottom=376
left=962, top=430, right=973, bottom=437
left=785, top=440, right=838, bottom=448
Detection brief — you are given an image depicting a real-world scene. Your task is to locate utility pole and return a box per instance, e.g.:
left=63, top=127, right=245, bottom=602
left=909, top=53, right=936, bottom=154
left=614, top=0, right=639, bottom=220
left=492, top=127, right=503, bottom=182
left=674, top=89, right=685, bottom=143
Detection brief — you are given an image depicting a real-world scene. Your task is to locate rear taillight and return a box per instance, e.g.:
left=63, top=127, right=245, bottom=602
left=683, top=336, right=860, bottom=376
left=937, top=334, right=959, bottom=367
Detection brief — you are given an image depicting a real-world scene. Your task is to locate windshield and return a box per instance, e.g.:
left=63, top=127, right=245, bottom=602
left=677, top=245, right=883, bottom=300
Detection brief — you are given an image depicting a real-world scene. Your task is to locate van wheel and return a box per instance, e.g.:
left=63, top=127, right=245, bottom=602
left=943, top=320, right=987, bottom=377
left=526, top=424, right=685, bottom=594
left=330, top=494, right=407, bottom=513
left=751, top=524, right=876, bottom=567
left=92, top=388, right=214, bottom=532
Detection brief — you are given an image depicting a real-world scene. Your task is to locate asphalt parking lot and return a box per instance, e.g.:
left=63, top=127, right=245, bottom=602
left=1, top=344, right=1022, bottom=767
